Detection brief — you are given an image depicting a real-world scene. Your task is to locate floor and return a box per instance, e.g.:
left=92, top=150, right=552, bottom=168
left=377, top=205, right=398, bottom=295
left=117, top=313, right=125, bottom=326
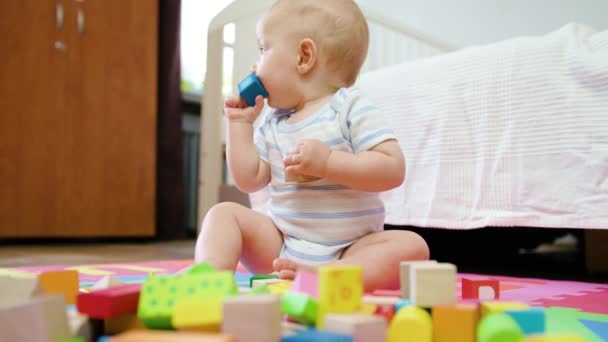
left=0, top=240, right=196, bottom=268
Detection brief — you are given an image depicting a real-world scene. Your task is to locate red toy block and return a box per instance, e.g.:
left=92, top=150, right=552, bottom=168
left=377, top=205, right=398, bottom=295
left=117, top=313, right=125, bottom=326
left=77, top=283, right=142, bottom=319
left=374, top=304, right=395, bottom=321
left=461, top=278, right=500, bottom=300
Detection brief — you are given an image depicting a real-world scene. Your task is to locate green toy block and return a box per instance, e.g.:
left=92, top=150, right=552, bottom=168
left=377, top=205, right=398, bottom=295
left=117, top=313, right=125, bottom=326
left=249, top=274, right=279, bottom=288
left=137, top=274, right=180, bottom=330
left=477, top=312, right=524, bottom=342
left=178, top=271, right=238, bottom=301
left=186, top=262, right=215, bottom=275
left=281, top=292, right=318, bottom=326
left=61, top=338, right=85, bottom=342
left=250, top=284, right=271, bottom=295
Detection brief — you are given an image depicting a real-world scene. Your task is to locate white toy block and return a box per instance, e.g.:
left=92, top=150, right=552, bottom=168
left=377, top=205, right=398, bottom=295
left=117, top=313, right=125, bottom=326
left=0, top=295, right=71, bottom=342
left=91, top=275, right=126, bottom=291
left=222, top=294, right=282, bottom=342
left=0, top=275, right=43, bottom=306
left=410, top=263, right=457, bottom=307
left=67, top=309, right=95, bottom=341
left=324, top=313, right=387, bottom=342
left=399, top=260, right=437, bottom=299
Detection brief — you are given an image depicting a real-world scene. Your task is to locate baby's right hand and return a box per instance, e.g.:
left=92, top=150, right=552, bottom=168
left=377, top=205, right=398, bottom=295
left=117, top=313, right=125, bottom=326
left=224, top=94, right=264, bottom=124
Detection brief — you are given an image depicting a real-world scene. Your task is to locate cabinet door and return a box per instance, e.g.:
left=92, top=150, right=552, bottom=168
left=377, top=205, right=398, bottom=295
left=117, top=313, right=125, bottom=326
left=58, top=0, right=158, bottom=237
left=0, top=0, right=70, bottom=237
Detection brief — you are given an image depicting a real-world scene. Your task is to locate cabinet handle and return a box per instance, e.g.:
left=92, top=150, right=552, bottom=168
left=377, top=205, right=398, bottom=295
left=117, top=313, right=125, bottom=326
left=77, top=8, right=85, bottom=34
left=56, top=2, right=64, bottom=32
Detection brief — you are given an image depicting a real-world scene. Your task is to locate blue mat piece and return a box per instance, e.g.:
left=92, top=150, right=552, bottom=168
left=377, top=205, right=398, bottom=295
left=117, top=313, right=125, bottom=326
left=580, top=319, right=608, bottom=341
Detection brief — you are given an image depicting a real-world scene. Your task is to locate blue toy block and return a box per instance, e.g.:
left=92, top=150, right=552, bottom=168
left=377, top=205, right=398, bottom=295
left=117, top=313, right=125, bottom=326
left=505, top=307, right=546, bottom=335
left=395, top=298, right=411, bottom=312
left=281, top=330, right=352, bottom=342
left=238, top=73, right=269, bottom=106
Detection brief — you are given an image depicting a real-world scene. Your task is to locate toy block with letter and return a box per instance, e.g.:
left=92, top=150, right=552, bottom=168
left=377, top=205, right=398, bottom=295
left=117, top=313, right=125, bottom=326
left=461, top=278, right=500, bottom=300
left=324, top=313, right=387, bottom=342
left=77, top=283, right=141, bottom=319
left=222, top=294, right=281, bottom=342
left=410, top=263, right=457, bottom=307
left=317, top=265, right=363, bottom=328
left=432, top=303, right=479, bottom=342
left=388, top=305, right=432, bottom=342
left=399, top=260, right=437, bottom=299
left=38, top=270, right=79, bottom=304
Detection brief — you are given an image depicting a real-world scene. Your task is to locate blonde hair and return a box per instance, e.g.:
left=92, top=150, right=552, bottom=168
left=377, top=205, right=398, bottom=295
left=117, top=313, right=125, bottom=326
left=270, top=0, right=369, bottom=86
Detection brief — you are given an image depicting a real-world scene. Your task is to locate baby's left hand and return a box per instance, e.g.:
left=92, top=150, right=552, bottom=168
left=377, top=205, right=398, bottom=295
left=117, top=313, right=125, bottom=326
left=284, top=139, right=332, bottom=179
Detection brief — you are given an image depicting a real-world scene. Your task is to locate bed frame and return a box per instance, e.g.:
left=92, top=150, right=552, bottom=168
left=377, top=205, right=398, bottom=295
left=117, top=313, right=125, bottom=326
left=198, top=0, right=454, bottom=222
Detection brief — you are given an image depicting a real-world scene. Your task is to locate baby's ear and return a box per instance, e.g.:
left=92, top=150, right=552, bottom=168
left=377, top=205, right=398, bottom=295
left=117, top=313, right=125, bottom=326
left=296, top=38, right=318, bottom=74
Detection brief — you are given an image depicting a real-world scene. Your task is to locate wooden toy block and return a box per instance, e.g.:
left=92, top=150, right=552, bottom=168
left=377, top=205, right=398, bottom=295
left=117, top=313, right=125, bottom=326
left=291, top=270, right=319, bottom=298
left=281, top=330, right=352, bottom=341
left=91, top=275, right=125, bottom=291
left=399, top=260, right=437, bottom=299
left=481, top=301, right=529, bottom=317
left=358, top=303, right=376, bottom=315
left=374, top=304, right=396, bottom=322
left=173, top=298, right=223, bottom=332
left=410, top=263, right=457, bottom=307
left=238, top=73, right=269, bottom=107
left=432, top=303, right=479, bottom=342
left=281, top=321, right=308, bottom=337
left=477, top=312, right=524, bottom=342
left=362, top=295, right=400, bottom=306
left=0, top=295, right=71, bottom=342
left=250, top=284, right=271, bottom=294
left=317, top=265, right=363, bottom=328
left=267, top=280, right=293, bottom=295
left=505, top=308, right=546, bottom=336
left=249, top=274, right=278, bottom=287
left=179, top=271, right=238, bottom=299
left=77, top=283, right=141, bottom=319
left=67, top=309, right=98, bottom=341
left=461, top=278, right=500, bottom=300
left=281, top=292, right=318, bottom=325
left=395, top=298, right=411, bottom=312
left=111, top=330, right=237, bottom=341
left=324, top=313, right=387, bottom=342
left=38, top=270, right=79, bottom=304
left=137, top=274, right=180, bottom=329
left=62, top=337, right=85, bottom=342
left=251, top=277, right=285, bottom=288
left=223, top=294, right=282, bottom=342
left=388, top=305, right=432, bottom=342
left=104, top=313, right=147, bottom=335
left=0, top=275, right=43, bottom=306
left=523, top=334, right=587, bottom=341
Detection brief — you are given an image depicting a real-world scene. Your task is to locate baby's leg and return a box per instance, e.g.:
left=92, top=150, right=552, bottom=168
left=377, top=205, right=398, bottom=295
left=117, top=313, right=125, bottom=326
left=195, top=202, right=283, bottom=274
left=274, top=230, right=429, bottom=291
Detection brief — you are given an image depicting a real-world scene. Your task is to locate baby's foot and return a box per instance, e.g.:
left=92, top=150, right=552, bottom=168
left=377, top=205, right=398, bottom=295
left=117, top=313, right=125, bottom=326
left=272, top=258, right=317, bottom=280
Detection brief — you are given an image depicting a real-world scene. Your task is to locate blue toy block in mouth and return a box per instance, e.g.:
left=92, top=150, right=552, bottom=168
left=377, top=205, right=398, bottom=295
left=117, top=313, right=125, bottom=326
left=237, top=73, right=269, bottom=107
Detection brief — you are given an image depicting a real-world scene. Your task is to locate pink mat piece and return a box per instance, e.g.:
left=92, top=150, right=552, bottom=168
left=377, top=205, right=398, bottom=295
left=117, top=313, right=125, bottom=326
left=2, top=260, right=607, bottom=315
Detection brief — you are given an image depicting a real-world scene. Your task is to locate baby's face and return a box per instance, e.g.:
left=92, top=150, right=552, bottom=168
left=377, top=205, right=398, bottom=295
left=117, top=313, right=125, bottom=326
left=255, top=12, right=302, bottom=110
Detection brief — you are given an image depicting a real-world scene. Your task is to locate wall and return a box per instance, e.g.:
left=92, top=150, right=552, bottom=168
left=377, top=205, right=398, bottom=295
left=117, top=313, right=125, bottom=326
left=357, top=0, right=608, bottom=48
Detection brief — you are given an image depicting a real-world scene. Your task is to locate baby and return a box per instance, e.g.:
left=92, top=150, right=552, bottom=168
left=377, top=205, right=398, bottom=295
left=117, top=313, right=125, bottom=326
left=195, top=0, right=429, bottom=291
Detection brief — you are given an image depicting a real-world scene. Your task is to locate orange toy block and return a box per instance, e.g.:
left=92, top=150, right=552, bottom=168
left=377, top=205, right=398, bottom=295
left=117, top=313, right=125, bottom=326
left=111, top=330, right=236, bottom=341
left=222, top=294, right=282, bottom=342
left=432, top=303, right=479, bottom=342
left=0, top=295, right=71, bottom=342
left=324, top=313, right=387, bottom=342
left=38, top=270, right=79, bottom=304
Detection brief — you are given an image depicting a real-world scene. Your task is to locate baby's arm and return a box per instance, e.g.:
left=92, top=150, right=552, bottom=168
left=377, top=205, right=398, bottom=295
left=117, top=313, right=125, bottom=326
left=284, top=138, right=405, bottom=192
left=225, top=95, right=270, bottom=193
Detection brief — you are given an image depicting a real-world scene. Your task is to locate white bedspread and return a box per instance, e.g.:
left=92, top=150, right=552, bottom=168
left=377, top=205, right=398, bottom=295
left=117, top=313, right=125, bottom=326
left=359, top=23, right=608, bottom=229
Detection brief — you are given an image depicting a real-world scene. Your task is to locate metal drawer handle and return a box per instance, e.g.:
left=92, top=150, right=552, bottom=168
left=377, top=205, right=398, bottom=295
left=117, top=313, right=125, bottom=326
left=77, top=8, right=85, bottom=34
left=56, top=2, right=64, bottom=32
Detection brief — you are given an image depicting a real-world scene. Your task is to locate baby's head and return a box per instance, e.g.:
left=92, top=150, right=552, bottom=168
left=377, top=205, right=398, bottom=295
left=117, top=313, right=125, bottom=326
left=255, top=0, right=369, bottom=109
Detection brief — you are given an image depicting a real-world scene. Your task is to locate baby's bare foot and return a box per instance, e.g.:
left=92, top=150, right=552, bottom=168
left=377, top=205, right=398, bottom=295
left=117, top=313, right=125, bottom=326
left=272, top=258, right=318, bottom=280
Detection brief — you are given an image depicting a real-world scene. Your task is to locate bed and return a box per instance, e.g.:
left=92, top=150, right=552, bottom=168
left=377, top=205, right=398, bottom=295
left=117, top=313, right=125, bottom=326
left=198, top=1, right=608, bottom=250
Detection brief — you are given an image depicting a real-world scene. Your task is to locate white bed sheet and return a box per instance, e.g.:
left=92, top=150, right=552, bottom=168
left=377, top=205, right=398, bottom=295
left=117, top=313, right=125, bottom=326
left=358, top=23, right=608, bottom=229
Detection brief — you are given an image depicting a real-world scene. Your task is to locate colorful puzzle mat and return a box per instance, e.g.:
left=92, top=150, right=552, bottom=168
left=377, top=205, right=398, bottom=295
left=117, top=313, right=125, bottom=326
left=2, top=260, right=607, bottom=341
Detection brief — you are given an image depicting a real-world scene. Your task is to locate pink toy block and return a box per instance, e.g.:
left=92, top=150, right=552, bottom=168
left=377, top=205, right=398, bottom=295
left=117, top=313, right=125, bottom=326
left=461, top=278, right=500, bottom=300
left=290, top=271, right=318, bottom=298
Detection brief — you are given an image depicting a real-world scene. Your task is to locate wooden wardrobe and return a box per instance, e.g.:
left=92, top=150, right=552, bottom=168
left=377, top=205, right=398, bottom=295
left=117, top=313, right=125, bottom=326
left=0, top=1, right=158, bottom=238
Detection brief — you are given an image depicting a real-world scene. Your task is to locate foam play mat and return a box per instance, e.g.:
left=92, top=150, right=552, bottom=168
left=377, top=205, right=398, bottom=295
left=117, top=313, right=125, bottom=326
left=2, top=259, right=608, bottom=341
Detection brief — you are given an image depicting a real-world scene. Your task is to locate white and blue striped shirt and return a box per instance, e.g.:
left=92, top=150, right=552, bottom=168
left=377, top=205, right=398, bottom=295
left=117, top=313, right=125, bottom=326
left=254, top=87, right=397, bottom=245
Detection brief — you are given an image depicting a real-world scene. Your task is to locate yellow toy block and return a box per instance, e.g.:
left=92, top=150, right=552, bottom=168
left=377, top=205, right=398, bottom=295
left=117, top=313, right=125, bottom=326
left=432, top=303, right=479, bottom=342
left=358, top=303, right=377, bottom=315
left=111, top=330, right=236, bottom=342
left=317, top=265, right=363, bottom=328
left=481, top=301, right=529, bottom=317
left=388, top=306, right=432, bottom=342
left=266, top=280, right=293, bottom=296
left=38, top=270, right=79, bottom=304
left=138, top=274, right=180, bottom=329
left=524, top=334, right=587, bottom=341
left=173, top=298, right=223, bottom=332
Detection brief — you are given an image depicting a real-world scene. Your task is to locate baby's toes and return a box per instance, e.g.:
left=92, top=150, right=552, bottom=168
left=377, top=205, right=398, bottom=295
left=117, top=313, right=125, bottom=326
left=272, top=258, right=298, bottom=272
left=278, top=269, right=297, bottom=280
